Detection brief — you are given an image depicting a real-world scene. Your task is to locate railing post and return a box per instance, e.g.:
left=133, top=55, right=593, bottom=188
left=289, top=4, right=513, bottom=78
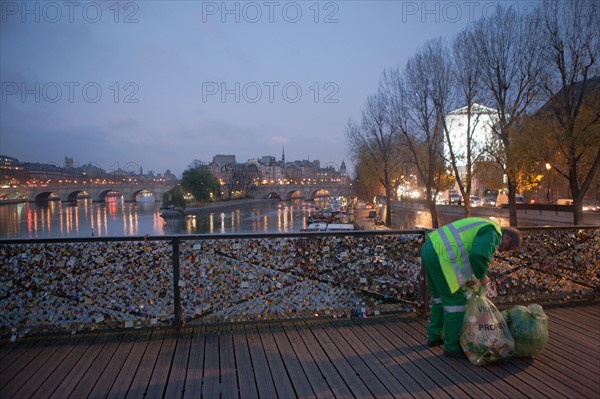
left=172, top=237, right=182, bottom=333
left=417, top=231, right=429, bottom=318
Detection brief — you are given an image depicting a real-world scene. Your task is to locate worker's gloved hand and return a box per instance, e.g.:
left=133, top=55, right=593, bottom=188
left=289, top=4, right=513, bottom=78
left=480, top=275, right=490, bottom=287
left=465, top=276, right=490, bottom=293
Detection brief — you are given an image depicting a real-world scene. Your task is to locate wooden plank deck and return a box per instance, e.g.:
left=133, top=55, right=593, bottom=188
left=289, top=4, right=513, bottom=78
left=1, top=302, right=599, bottom=399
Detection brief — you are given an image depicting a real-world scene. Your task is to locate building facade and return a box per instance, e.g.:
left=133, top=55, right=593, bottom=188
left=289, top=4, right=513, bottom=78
left=444, top=103, right=500, bottom=197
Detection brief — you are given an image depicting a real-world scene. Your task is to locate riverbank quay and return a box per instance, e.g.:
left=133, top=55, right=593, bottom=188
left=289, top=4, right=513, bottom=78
left=354, top=205, right=392, bottom=231
left=1, top=302, right=598, bottom=398
left=184, top=198, right=268, bottom=215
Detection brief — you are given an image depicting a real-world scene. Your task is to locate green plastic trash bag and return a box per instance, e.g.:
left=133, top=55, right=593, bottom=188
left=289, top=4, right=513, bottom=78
left=460, top=288, right=514, bottom=366
left=501, top=304, right=548, bottom=357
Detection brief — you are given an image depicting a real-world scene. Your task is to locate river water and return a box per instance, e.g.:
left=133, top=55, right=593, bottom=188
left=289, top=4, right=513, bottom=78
left=0, top=197, right=334, bottom=239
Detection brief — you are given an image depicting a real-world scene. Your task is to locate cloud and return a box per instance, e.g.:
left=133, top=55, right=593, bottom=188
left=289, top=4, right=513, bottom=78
left=270, top=135, right=288, bottom=145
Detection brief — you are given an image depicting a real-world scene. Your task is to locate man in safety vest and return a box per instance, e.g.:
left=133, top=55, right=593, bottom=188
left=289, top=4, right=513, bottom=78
left=421, top=217, right=522, bottom=357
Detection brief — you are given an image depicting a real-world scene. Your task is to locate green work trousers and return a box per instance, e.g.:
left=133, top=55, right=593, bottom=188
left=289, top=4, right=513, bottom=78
left=421, top=238, right=467, bottom=353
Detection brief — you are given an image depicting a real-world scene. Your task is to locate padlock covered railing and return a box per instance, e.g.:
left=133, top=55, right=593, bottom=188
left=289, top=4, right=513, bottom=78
left=0, top=230, right=425, bottom=337
left=1, top=226, right=598, bottom=338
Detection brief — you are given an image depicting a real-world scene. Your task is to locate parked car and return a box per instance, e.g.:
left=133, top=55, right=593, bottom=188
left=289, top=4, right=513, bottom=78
left=495, top=193, right=526, bottom=206
left=435, top=193, right=446, bottom=205
left=483, top=197, right=496, bottom=207
left=449, top=193, right=461, bottom=205
left=470, top=196, right=484, bottom=207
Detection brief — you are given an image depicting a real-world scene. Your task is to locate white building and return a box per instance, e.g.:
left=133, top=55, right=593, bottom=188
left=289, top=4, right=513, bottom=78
left=444, top=103, right=499, bottom=196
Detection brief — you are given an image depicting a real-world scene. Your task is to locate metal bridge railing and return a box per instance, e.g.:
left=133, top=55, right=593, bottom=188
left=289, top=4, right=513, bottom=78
left=1, top=226, right=598, bottom=339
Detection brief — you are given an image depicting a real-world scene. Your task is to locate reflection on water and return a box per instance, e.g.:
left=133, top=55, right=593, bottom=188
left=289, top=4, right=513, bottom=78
left=161, top=199, right=326, bottom=236
left=0, top=197, right=164, bottom=238
left=0, top=198, right=334, bottom=238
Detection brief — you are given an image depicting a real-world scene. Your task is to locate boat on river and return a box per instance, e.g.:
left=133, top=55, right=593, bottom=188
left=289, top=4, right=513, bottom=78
left=306, top=199, right=354, bottom=225
left=159, top=206, right=188, bottom=219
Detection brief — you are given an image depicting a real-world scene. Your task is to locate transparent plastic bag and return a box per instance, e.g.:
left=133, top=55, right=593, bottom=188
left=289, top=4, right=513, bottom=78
left=460, top=287, right=514, bottom=366
left=501, top=304, right=548, bottom=357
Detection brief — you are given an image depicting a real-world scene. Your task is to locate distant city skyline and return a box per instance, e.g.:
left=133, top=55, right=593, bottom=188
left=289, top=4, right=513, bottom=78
left=1, top=150, right=347, bottom=179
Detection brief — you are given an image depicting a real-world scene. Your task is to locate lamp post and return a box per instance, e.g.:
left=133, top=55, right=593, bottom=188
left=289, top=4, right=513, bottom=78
left=545, top=163, right=552, bottom=204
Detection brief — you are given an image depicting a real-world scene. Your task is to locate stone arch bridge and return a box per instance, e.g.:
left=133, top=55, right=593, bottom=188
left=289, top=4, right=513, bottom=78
left=0, top=183, right=175, bottom=203
left=251, top=183, right=352, bottom=201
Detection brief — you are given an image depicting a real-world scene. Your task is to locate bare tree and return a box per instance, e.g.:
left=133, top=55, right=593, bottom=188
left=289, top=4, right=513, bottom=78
left=219, top=163, right=236, bottom=200
left=538, top=0, right=600, bottom=224
left=347, top=88, right=404, bottom=227
left=189, top=159, right=208, bottom=169
left=441, top=26, right=494, bottom=218
left=351, top=150, right=380, bottom=202
left=239, top=163, right=260, bottom=196
left=217, top=163, right=261, bottom=199
left=470, top=4, right=545, bottom=226
left=386, top=41, right=449, bottom=228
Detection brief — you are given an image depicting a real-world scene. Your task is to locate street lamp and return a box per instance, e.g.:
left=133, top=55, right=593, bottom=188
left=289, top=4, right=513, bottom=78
left=545, top=163, right=552, bottom=204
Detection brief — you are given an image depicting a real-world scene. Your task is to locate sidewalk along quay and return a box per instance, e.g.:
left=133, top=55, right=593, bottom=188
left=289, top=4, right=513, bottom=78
left=354, top=205, right=393, bottom=231
left=390, top=200, right=600, bottom=228
left=0, top=226, right=598, bottom=339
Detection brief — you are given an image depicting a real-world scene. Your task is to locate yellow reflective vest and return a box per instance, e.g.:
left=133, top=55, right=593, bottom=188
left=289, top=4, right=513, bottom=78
left=428, top=218, right=502, bottom=293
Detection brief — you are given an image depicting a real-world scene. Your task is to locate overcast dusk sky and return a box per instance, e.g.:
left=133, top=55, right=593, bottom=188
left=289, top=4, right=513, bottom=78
left=0, top=0, right=540, bottom=177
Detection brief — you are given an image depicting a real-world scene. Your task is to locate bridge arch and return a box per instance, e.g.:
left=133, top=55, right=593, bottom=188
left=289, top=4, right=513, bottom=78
left=1, top=183, right=177, bottom=203
left=309, top=189, right=332, bottom=200
left=251, top=183, right=352, bottom=201
left=66, top=190, right=90, bottom=202
left=34, top=191, right=59, bottom=202
left=264, top=191, right=281, bottom=200
left=131, top=189, right=157, bottom=202
left=95, top=189, right=123, bottom=202
left=282, top=190, right=307, bottom=201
